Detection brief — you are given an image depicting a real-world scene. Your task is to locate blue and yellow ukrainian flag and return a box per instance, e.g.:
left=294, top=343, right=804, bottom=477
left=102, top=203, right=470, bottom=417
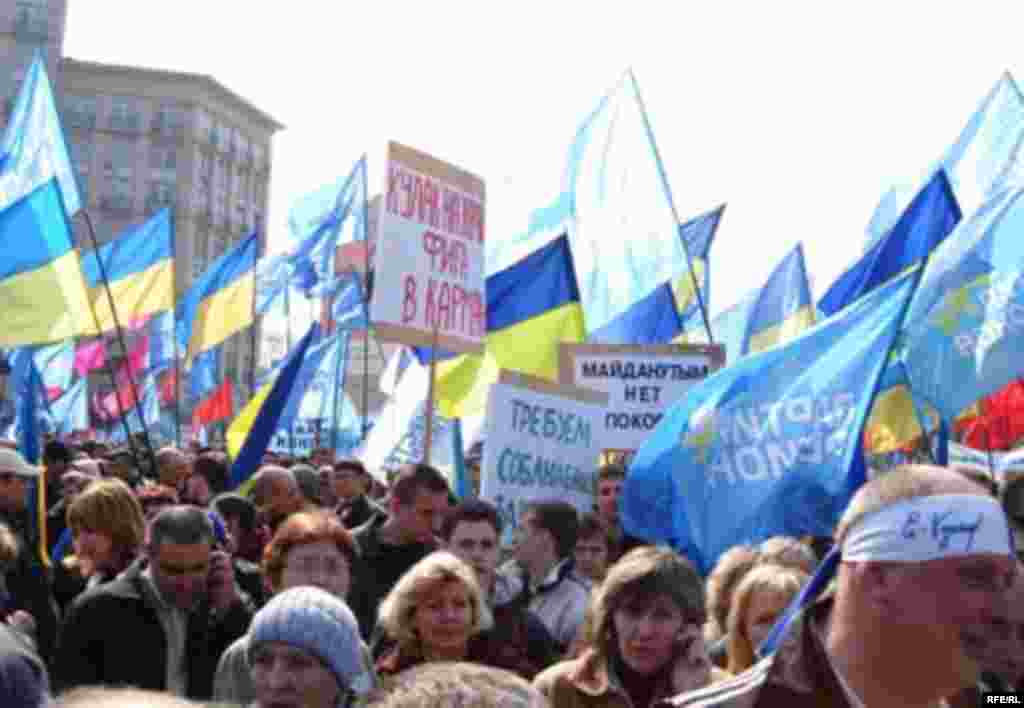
left=0, top=56, right=95, bottom=346
left=430, top=234, right=585, bottom=418
left=820, top=170, right=961, bottom=317
left=589, top=204, right=724, bottom=345
left=81, top=208, right=175, bottom=332
left=741, top=243, right=815, bottom=355
left=228, top=323, right=320, bottom=489
left=179, top=230, right=258, bottom=364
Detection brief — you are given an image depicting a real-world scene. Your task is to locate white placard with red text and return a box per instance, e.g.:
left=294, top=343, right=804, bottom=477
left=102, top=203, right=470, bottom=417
left=371, top=142, right=486, bottom=354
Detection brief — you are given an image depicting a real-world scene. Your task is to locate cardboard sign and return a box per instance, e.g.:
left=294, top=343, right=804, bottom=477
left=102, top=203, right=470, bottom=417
left=480, top=371, right=608, bottom=537
left=560, top=343, right=724, bottom=450
left=371, top=142, right=486, bottom=354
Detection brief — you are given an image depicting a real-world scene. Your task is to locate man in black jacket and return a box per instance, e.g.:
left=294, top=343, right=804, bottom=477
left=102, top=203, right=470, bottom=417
left=55, top=506, right=253, bottom=700
left=332, top=459, right=385, bottom=530
left=349, top=463, right=449, bottom=638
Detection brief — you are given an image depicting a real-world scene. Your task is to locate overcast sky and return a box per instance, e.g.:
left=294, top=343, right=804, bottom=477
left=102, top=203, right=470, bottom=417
left=64, top=1, right=1024, bottom=318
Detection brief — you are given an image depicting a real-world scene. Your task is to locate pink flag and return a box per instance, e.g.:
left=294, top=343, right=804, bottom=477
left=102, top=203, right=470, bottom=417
left=126, top=335, right=150, bottom=377
left=75, top=340, right=107, bottom=377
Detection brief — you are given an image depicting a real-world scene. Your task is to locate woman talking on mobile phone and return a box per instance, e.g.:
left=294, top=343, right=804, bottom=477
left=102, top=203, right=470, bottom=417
left=534, top=547, right=730, bottom=708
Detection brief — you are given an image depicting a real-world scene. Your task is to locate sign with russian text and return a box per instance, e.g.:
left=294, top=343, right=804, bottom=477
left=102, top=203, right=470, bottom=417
left=371, top=142, right=486, bottom=354
left=481, top=371, right=608, bottom=538
left=560, top=343, right=725, bottom=450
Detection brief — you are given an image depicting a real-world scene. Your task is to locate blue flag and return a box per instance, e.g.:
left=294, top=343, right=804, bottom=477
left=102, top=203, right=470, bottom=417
left=189, top=346, right=221, bottom=403
left=588, top=204, right=725, bottom=346
left=255, top=252, right=294, bottom=316
left=49, top=377, right=88, bottom=435
left=741, top=243, right=814, bottom=355
left=288, top=156, right=367, bottom=296
left=865, top=72, right=1024, bottom=250
left=128, top=375, right=161, bottom=435
left=230, top=323, right=321, bottom=488
left=821, top=170, right=961, bottom=317
left=621, top=270, right=918, bottom=574
left=901, top=184, right=1024, bottom=423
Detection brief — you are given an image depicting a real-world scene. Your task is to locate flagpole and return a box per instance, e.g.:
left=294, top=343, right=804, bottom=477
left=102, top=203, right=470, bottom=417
left=627, top=69, right=715, bottom=345
left=173, top=312, right=182, bottom=448
left=285, top=286, right=295, bottom=457
left=422, top=322, right=440, bottom=466
left=250, top=231, right=262, bottom=404
left=79, top=211, right=152, bottom=466
left=331, top=332, right=344, bottom=455
left=360, top=162, right=371, bottom=443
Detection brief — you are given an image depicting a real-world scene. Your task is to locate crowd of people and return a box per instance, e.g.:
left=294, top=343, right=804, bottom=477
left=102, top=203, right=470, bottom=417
left=0, top=436, right=1019, bottom=707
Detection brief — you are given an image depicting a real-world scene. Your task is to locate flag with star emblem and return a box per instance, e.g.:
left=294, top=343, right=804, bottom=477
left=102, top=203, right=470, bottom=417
left=901, top=184, right=1024, bottom=423
left=620, top=270, right=918, bottom=574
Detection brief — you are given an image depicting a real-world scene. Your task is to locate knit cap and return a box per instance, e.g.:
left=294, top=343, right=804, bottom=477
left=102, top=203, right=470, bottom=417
left=249, top=586, right=372, bottom=695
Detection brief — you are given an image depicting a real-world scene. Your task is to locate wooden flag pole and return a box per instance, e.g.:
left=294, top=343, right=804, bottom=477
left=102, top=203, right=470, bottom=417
left=422, top=322, right=441, bottom=466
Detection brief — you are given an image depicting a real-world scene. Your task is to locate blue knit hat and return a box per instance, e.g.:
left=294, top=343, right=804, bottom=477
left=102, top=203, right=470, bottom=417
left=249, top=586, right=372, bottom=695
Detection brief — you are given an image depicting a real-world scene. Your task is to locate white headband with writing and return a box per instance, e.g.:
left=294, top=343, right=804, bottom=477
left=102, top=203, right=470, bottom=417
left=841, top=494, right=1013, bottom=563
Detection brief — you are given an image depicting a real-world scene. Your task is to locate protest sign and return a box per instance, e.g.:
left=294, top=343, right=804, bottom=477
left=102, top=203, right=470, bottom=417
left=481, top=371, right=608, bottom=538
left=371, top=142, right=486, bottom=354
left=559, top=343, right=724, bottom=450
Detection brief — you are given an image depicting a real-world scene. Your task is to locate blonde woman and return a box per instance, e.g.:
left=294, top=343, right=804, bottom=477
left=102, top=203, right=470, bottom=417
left=534, top=547, right=729, bottom=708
left=59, top=479, right=146, bottom=603
left=376, top=551, right=505, bottom=677
left=725, top=564, right=809, bottom=674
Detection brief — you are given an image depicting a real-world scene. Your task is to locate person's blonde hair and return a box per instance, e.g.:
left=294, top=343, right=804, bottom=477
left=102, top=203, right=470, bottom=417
left=725, top=564, right=808, bottom=674
left=758, top=536, right=816, bottom=574
left=366, top=662, right=546, bottom=708
left=377, top=551, right=493, bottom=647
left=67, top=478, right=145, bottom=563
left=590, top=546, right=704, bottom=664
left=704, top=544, right=759, bottom=640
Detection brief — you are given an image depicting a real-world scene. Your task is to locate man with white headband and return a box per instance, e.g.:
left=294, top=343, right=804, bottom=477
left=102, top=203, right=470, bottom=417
left=662, top=465, right=1017, bottom=708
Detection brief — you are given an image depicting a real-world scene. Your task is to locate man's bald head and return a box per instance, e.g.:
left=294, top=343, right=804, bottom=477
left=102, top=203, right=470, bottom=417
left=251, top=465, right=304, bottom=524
left=836, top=464, right=991, bottom=544
left=155, top=446, right=190, bottom=488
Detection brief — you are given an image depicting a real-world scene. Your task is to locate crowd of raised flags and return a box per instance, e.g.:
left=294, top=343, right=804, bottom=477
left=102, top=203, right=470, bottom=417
left=1, top=49, right=1024, bottom=595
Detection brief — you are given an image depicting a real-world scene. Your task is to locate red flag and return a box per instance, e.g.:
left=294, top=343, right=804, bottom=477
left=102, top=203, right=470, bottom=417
left=956, top=381, right=1024, bottom=450
left=193, top=379, right=234, bottom=425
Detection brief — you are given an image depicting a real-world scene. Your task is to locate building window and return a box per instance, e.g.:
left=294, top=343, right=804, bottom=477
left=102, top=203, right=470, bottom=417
left=146, top=180, right=175, bottom=213
left=15, top=1, right=48, bottom=40
left=153, top=102, right=185, bottom=136
left=63, top=94, right=97, bottom=131
left=109, top=97, right=140, bottom=133
left=209, top=122, right=222, bottom=147
left=105, top=138, right=135, bottom=179
left=149, top=145, right=177, bottom=179
left=69, top=140, right=93, bottom=177
left=102, top=177, right=133, bottom=213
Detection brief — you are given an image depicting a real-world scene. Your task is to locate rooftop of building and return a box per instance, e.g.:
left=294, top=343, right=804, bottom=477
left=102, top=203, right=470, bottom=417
left=60, top=57, right=284, bottom=132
